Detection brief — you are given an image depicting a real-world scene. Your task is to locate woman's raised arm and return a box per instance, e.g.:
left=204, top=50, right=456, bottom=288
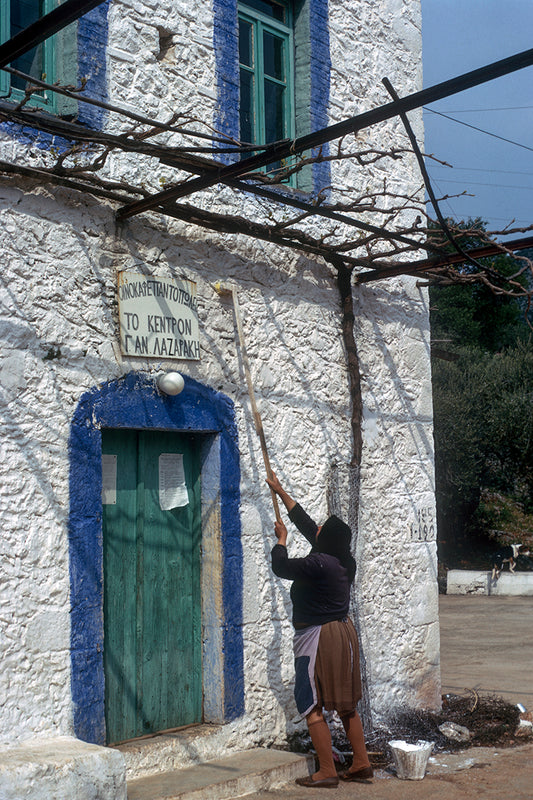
left=266, top=472, right=297, bottom=513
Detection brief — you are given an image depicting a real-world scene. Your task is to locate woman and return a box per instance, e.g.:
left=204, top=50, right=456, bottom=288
left=267, top=472, right=372, bottom=788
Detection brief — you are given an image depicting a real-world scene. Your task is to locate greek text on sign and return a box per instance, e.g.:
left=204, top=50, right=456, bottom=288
left=118, top=272, right=200, bottom=360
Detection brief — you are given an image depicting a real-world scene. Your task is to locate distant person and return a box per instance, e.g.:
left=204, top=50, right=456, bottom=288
left=267, top=472, right=372, bottom=788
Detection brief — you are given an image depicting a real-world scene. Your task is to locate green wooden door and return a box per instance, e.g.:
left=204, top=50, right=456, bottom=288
left=102, top=429, right=202, bottom=744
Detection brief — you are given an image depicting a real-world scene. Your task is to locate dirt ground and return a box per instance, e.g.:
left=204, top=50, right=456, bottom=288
left=250, top=744, right=533, bottom=800
left=253, top=594, right=533, bottom=799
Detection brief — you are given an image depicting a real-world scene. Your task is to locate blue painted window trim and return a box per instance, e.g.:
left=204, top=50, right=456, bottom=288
left=69, top=372, right=244, bottom=745
left=213, top=0, right=330, bottom=195
left=77, top=0, right=109, bottom=129
left=0, top=0, right=109, bottom=147
left=308, top=0, right=330, bottom=193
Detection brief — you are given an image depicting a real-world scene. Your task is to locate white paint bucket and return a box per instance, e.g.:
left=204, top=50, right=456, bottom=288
left=388, top=740, right=434, bottom=780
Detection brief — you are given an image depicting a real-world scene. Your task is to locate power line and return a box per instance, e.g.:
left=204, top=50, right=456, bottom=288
left=432, top=105, right=533, bottom=113
left=428, top=175, right=460, bottom=221
left=425, top=176, right=532, bottom=227
left=430, top=166, right=533, bottom=176
left=483, top=216, right=532, bottom=223
left=424, top=107, right=533, bottom=153
left=427, top=177, right=533, bottom=191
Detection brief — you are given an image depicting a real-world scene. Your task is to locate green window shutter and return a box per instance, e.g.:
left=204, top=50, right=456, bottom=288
left=53, top=18, right=78, bottom=117
left=238, top=0, right=294, bottom=178
left=0, top=0, right=77, bottom=116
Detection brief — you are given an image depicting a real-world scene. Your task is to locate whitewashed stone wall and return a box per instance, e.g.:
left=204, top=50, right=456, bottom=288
left=0, top=0, right=439, bottom=778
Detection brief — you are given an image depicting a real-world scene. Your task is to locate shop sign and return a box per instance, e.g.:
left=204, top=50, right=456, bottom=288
left=118, top=271, right=200, bottom=360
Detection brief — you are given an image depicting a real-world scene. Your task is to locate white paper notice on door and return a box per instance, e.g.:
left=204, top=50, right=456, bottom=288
left=102, top=454, right=117, bottom=505
left=159, top=453, right=189, bottom=510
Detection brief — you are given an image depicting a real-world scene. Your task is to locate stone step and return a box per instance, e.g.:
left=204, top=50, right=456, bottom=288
left=0, top=736, right=127, bottom=800
left=127, top=748, right=313, bottom=800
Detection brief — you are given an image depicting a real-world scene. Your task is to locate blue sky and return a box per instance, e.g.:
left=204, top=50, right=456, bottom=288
left=421, top=0, right=533, bottom=238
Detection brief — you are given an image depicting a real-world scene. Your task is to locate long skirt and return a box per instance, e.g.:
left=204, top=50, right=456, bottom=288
left=314, top=618, right=362, bottom=716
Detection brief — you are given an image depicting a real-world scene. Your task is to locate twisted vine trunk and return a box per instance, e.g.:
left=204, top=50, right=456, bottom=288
left=337, top=264, right=363, bottom=470
left=335, top=262, right=372, bottom=731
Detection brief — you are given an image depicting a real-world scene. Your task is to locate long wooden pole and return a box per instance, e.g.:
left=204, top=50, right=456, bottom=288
left=225, top=287, right=282, bottom=522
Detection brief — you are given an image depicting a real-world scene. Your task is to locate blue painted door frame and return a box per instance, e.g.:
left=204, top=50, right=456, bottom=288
left=68, top=372, right=244, bottom=745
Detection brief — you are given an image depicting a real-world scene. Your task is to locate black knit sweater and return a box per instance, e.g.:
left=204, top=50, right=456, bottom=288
left=271, top=503, right=352, bottom=628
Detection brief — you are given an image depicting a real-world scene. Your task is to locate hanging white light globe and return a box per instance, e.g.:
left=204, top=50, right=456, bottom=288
left=157, top=371, right=185, bottom=395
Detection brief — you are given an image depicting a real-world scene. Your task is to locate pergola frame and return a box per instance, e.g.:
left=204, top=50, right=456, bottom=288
left=0, top=0, right=531, bottom=287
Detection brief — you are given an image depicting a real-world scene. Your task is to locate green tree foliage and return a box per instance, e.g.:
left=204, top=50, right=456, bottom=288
left=430, top=220, right=533, bottom=564
left=430, top=218, right=529, bottom=352
left=432, top=344, right=533, bottom=563
left=431, top=282, right=524, bottom=352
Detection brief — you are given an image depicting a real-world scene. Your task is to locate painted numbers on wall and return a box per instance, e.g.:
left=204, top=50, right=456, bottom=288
left=410, top=507, right=436, bottom=542
left=117, top=271, right=200, bottom=360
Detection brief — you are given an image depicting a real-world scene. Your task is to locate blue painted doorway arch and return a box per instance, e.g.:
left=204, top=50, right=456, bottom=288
left=68, top=372, right=244, bottom=745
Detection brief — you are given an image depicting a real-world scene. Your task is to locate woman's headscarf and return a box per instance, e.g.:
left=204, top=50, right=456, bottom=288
left=316, top=515, right=357, bottom=582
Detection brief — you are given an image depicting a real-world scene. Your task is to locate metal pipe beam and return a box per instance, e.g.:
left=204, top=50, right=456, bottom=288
left=117, top=46, right=533, bottom=220
left=0, top=99, right=439, bottom=256
left=355, top=236, right=533, bottom=284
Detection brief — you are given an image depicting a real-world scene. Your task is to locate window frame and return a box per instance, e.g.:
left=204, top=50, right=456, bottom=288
left=0, top=0, right=74, bottom=114
left=238, top=0, right=295, bottom=153
left=214, top=0, right=331, bottom=194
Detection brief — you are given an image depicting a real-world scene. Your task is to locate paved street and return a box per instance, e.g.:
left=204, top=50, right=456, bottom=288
left=244, top=744, right=533, bottom=800
left=438, top=594, right=533, bottom=708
